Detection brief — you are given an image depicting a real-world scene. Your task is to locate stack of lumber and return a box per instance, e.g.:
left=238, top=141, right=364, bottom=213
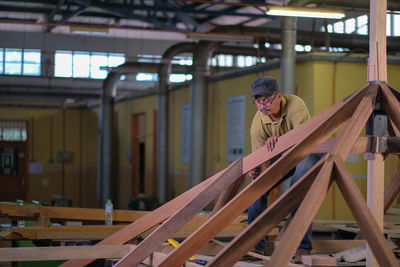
left=385, top=206, right=400, bottom=223
left=0, top=203, right=253, bottom=241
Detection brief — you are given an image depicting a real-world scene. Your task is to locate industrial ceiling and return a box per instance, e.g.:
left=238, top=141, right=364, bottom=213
left=0, top=0, right=400, bottom=105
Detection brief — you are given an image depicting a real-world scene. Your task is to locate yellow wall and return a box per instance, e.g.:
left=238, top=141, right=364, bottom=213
left=0, top=107, right=98, bottom=208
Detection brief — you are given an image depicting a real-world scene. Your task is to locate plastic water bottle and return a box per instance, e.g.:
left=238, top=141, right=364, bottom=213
left=16, top=200, right=25, bottom=227
left=105, top=199, right=113, bottom=226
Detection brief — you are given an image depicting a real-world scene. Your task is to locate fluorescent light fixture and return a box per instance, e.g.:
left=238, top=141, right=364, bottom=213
left=70, top=26, right=109, bottom=35
left=266, top=6, right=345, bottom=19
left=187, top=33, right=253, bottom=43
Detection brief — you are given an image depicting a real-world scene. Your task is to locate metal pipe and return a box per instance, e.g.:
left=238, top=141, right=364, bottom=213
left=157, top=42, right=195, bottom=203
left=279, top=16, right=297, bottom=193
left=98, top=71, right=120, bottom=207
left=189, top=41, right=220, bottom=188
left=281, top=17, right=297, bottom=96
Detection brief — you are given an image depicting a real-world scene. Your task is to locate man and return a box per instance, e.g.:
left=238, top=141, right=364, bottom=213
left=248, top=76, right=323, bottom=261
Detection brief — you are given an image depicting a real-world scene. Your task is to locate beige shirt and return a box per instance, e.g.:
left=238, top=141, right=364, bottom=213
left=250, top=94, right=310, bottom=152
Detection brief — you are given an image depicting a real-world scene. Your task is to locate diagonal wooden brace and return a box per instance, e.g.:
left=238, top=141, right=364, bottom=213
left=334, top=157, right=398, bottom=267
left=207, top=155, right=327, bottom=266
left=268, top=95, right=375, bottom=266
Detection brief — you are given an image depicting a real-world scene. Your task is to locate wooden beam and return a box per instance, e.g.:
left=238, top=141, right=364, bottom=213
left=269, top=95, right=374, bottom=266
left=268, top=158, right=334, bottom=266
left=0, top=203, right=148, bottom=222
left=212, top=176, right=244, bottom=213
left=331, top=96, right=375, bottom=160
left=384, top=168, right=400, bottom=213
left=366, top=153, right=385, bottom=267
left=312, top=137, right=369, bottom=154
left=114, top=159, right=244, bottom=267
left=388, top=118, right=400, bottom=137
left=300, top=255, right=336, bottom=266
left=207, top=155, right=326, bottom=266
left=314, top=136, right=400, bottom=154
left=381, top=84, right=400, bottom=131
left=334, top=157, right=398, bottom=267
left=155, top=85, right=374, bottom=267
left=0, top=214, right=248, bottom=241
left=0, top=245, right=134, bottom=261
left=334, top=241, right=396, bottom=263
left=367, top=0, right=387, bottom=81
left=312, top=240, right=366, bottom=254
left=210, top=240, right=302, bottom=267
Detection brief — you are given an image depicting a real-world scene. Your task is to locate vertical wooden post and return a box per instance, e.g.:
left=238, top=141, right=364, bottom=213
left=367, top=0, right=387, bottom=265
left=368, top=0, right=387, bottom=82
left=365, top=153, right=385, bottom=267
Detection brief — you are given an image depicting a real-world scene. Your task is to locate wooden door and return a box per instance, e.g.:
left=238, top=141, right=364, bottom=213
left=131, top=113, right=146, bottom=198
left=0, top=120, right=29, bottom=201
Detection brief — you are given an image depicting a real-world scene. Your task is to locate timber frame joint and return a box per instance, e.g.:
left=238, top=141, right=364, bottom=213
left=369, top=81, right=388, bottom=85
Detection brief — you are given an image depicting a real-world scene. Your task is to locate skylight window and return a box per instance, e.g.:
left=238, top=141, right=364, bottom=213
left=356, top=15, right=368, bottom=35
left=344, top=18, right=356, bottom=34
left=0, top=48, right=41, bottom=76
left=5, top=49, right=22, bottom=75
left=23, top=49, right=41, bottom=76
left=54, top=50, right=125, bottom=79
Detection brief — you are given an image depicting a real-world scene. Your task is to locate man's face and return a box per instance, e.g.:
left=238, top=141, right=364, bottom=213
left=254, top=92, right=282, bottom=116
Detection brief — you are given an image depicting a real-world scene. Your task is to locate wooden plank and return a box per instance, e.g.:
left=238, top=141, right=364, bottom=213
left=0, top=203, right=148, bottom=222
left=212, top=176, right=244, bottom=213
left=268, top=158, right=334, bottom=266
left=388, top=118, right=400, bottom=137
left=156, top=85, right=374, bottom=267
left=207, top=155, right=326, bottom=266
left=301, top=255, right=336, bottom=266
left=0, top=245, right=134, bottom=261
left=331, top=96, right=375, bottom=160
left=384, top=169, right=400, bottom=212
left=367, top=0, right=387, bottom=81
left=334, top=241, right=396, bottom=263
left=312, top=137, right=370, bottom=154
left=334, top=157, right=398, bottom=267
left=312, top=240, right=366, bottom=254
left=366, top=153, right=385, bottom=267
left=0, top=225, right=127, bottom=240
left=269, top=95, right=375, bottom=266
left=210, top=240, right=302, bottom=267
left=334, top=243, right=367, bottom=263
left=0, top=214, right=248, bottom=241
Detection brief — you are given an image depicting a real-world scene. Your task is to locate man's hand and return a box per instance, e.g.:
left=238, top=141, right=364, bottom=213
left=264, top=136, right=278, bottom=151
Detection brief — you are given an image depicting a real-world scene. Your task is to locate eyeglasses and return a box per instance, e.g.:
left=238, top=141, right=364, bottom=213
left=253, top=93, right=278, bottom=106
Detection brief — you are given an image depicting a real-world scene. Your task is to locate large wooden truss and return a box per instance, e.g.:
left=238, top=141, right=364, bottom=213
left=56, top=82, right=400, bottom=267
